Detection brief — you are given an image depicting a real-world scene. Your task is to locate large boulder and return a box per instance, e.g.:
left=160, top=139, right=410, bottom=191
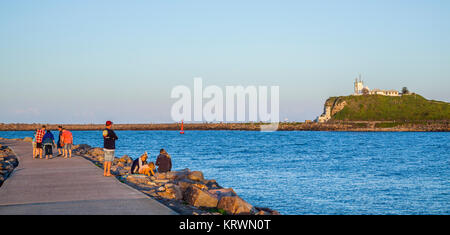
left=183, top=185, right=219, bottom=208
left=73, top=144, right=92, bottom=154
left=157, top=185, right=183, bottom=200
left=255, top=207, right=281, bottom=215
left=187, top=171, right=204, bottom=181
left=173, top=168, right=191, bottom=180
left=78, top=144, right=92, bottom=149
left=208, top=188, right=237, bottom=199
left=155, top=169, right=191, bottom=181
left=123, top=174, right=151, bottom=185
left=0, top=162, right=13, bottom=171
left=5, top=158, right=18, bottom=168
left=111, top=166, right=128, bottom=176
left=176, top=178, right=209, bottom=193
left=204, top=179, right=222, bottom=189
left=177, top=179, right=197, bottom=192
left=154, top=172, right=169, bottom=180
left=217, top=196, right=256, bottom=215
left=119, top=155, right=133, bottom=164
left=89, top=148, right=104, bottom=157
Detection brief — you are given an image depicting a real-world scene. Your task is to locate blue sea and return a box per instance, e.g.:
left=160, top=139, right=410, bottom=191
left=1, top=130, right=449, bottom=215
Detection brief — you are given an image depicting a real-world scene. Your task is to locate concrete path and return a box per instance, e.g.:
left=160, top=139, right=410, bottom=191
left=0, top=139, right=177, bottom=215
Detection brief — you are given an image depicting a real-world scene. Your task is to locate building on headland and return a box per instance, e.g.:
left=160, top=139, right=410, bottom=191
left=315, top=76, right=401, bottom=123
left=353, top=77, right=400, bottom=96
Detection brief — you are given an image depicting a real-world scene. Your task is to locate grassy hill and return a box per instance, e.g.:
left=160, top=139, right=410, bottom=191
left=327, top=94, right=450, bottom=121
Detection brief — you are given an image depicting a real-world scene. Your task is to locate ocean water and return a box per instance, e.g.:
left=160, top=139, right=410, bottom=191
left=1, top=130, right=449, bottom=215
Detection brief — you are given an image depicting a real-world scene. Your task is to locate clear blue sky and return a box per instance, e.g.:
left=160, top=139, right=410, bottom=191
left=1, top=0, right=449, bottom=123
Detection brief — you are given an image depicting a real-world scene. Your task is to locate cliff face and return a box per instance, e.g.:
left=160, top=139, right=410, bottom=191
left=317, top=97, right=347, bottom=122
left=318, top=94, right=450, bottom=122
left=329, top=98, right=347, bottom=116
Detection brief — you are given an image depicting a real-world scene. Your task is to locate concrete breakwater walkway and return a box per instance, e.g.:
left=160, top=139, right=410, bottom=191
left=0, top=139, right=177, bottom=215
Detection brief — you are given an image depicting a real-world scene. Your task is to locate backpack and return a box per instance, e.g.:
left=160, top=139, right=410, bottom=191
left=42, top=132, right=54, bottom=145
left=42, top=137, right=53, bottom=145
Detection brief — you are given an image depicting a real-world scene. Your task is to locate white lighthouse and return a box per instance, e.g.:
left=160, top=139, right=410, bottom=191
left=354, top=75, right=365, bottom=95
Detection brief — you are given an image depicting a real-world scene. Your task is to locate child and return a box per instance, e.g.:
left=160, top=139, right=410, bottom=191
left=32, top=129, right=37, bottom=158
left=141, top=162, right=156, bottom=176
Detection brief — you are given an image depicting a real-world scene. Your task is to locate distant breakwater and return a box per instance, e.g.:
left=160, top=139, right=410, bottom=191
left=0, top=121, right=449, bottom=132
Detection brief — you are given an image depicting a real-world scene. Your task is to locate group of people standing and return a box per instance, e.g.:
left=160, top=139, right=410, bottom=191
left=33, top=125, right=73, bottom=160
left=31, top=121, right=172, bottom=177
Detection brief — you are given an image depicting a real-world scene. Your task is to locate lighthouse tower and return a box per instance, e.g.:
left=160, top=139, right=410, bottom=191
left=354, top=75, right=364, bottom=95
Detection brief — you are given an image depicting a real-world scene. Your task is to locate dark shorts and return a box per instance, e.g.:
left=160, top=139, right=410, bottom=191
left=36, top=142, right=43, bottom=149
left=57, top=141, right=62, bottom=149
left=44, top=144, right=53, bottom=155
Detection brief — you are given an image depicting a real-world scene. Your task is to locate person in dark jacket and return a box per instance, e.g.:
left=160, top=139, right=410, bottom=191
left=42, top=130, right=56, bottom=160
left=103, top=121, right=118, bottom=177
left=156, top=149, right=172, bottom=173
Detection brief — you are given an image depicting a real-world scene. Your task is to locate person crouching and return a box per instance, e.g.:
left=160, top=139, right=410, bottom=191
left=131, top=152, right=148, bottom=174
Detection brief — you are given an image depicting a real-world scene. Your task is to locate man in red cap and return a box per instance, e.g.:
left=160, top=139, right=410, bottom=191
left=102, top=120, right=118, bottom=176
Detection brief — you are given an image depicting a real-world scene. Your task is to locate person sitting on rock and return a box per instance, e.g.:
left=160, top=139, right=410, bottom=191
left=130, top=152, right=148, bottom=174
left=156, top=149, right=172, bottom=173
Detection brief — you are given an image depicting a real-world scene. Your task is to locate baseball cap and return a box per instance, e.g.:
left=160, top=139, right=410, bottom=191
left=106, top=120, right=113, bottom=126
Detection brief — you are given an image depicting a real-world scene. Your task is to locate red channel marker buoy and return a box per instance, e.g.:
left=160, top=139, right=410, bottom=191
left=180, top=120, right=185, bottom=134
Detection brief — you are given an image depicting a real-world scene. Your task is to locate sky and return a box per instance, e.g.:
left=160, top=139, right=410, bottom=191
left=1, top=0, right=449, bottom=123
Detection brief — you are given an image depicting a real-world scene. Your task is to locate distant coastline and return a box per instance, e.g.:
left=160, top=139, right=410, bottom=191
left=0, top=122, right=448, bottom=132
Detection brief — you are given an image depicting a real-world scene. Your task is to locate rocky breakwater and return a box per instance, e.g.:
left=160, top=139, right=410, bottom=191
left=71, top=144, right=280, bottom=215
left=0, top=143, right=19, bottom=187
